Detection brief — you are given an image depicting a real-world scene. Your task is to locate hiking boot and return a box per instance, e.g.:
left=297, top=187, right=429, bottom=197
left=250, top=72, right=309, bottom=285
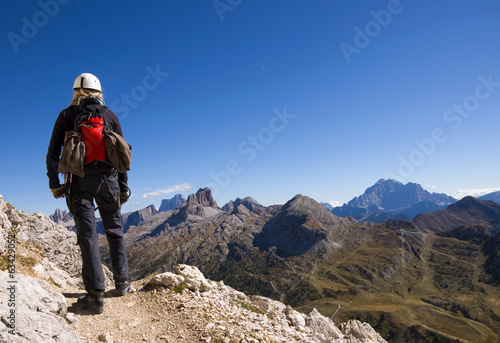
left=76, top=290, right=104, bottom=314
left=114, top=279, right=130, bottom=296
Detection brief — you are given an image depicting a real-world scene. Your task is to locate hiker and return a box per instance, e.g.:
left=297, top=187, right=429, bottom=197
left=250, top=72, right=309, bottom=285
left=46, top=73, right=130, bottom=314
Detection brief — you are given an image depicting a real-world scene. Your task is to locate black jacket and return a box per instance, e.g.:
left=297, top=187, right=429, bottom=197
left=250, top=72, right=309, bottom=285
left=46, top=98, right=128, bottom=191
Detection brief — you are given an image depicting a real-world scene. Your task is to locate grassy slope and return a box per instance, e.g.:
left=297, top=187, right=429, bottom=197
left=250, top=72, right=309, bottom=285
left=296, top=234, right=500, bottom=343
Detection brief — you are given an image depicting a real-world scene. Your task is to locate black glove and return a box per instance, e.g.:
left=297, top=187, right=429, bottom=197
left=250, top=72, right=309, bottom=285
left=120, top=192, right=130, bottom=205
left=119, top=181, right=131, bottom=205
left=50, top=185, right=66, bottom=199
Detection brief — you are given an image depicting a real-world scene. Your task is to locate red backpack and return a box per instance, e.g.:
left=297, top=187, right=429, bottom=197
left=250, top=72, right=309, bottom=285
left=76, top=110, right=107, bottom=163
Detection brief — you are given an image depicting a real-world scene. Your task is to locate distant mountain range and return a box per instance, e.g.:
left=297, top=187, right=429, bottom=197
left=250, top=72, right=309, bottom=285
left=49, top=194, right=187, bottom=235
left=50, top=179, right=500, bottom=233
left=330, top=179, right=458, bottom=222
left=328, top=179, right=500, bottom=224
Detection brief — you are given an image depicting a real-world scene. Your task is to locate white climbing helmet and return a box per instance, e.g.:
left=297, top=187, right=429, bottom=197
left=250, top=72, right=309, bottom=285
left=73, top=73, right=102, bottom=92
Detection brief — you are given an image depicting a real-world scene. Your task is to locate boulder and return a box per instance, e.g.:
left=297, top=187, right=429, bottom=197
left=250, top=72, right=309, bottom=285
left=0, top=271, right=81, bottom=342
left=340, top=319, right=387, bottom=342
left=173, top=264, right=213, bottom=292
left=149, top=272, right=185, bottom=288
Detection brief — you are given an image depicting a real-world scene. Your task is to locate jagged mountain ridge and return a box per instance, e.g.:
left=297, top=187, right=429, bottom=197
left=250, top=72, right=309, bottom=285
left=331, top=179, right=457, bottom=222
left=49, top=208, right=74, bottom=224
left=49, top=194, right=187, bottom=235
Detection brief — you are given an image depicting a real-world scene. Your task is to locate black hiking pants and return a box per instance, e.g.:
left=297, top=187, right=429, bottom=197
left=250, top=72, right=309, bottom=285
left=73, top=167, right=129, bottom=291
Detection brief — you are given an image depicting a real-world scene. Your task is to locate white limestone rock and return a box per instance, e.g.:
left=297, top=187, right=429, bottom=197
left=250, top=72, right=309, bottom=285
left=173, top=264, right=213, bottom=292
left=0, top=271, right=82, bottom=343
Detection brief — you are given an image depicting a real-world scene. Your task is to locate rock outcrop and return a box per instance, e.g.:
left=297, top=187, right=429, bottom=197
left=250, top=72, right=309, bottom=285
left=0, top=271, right=82, bottom=343
left=0, top=195, right=112, bottom=289
left=147, top=264, right=387, bottom=343
left=163, top=187, right=223, bottom=227
left=182, top=187, right=221, bottom=218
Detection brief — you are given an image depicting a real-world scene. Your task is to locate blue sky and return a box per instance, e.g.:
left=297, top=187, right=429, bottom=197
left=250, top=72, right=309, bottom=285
left=2, top=1, right=500, bottom=215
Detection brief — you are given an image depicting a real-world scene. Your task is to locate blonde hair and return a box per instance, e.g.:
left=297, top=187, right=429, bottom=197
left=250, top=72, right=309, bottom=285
left=70, top=89, right=104, bottom=106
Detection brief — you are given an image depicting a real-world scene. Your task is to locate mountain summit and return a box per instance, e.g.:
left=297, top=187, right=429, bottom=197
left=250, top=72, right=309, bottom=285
left=331, top=179, right=456, bottom=222
left=181, top=187, right=221, bottom=218
left=159, top=187, right=223, bottom=228
left=254, top=194, right=355, bottom=257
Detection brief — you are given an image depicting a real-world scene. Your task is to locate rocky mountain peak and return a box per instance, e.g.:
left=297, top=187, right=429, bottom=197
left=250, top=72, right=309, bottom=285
left=158, top=194, right=186, bottom=212
left=282, top=194, right=353, bottom=226
left=332, top=179, right=457, bottom=222
left=222, top=196, right=263, bottom=213
left=49, top=208, right=73, bottom=224
left=352, top=179, right=453, bottom=210
left=118, top=204, right=158, bottom=233
left=166, top=188, right=222, bottom=225
left=185, top=187, right=219, bottom=209
left=254, top=194, right=355, bottom=257
left=446, top=196, right=500, bottom=219
left=49, top=208, right=75, bottom=231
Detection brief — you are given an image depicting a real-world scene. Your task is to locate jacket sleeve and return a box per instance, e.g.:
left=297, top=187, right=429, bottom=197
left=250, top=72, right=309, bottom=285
left=106, top=109, right=129, bottom=191
left=46, top=111, right=66, bottom=189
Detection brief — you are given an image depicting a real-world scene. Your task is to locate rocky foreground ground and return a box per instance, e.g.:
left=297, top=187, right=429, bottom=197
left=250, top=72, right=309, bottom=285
left=1, top=266, right=387, bottom=343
